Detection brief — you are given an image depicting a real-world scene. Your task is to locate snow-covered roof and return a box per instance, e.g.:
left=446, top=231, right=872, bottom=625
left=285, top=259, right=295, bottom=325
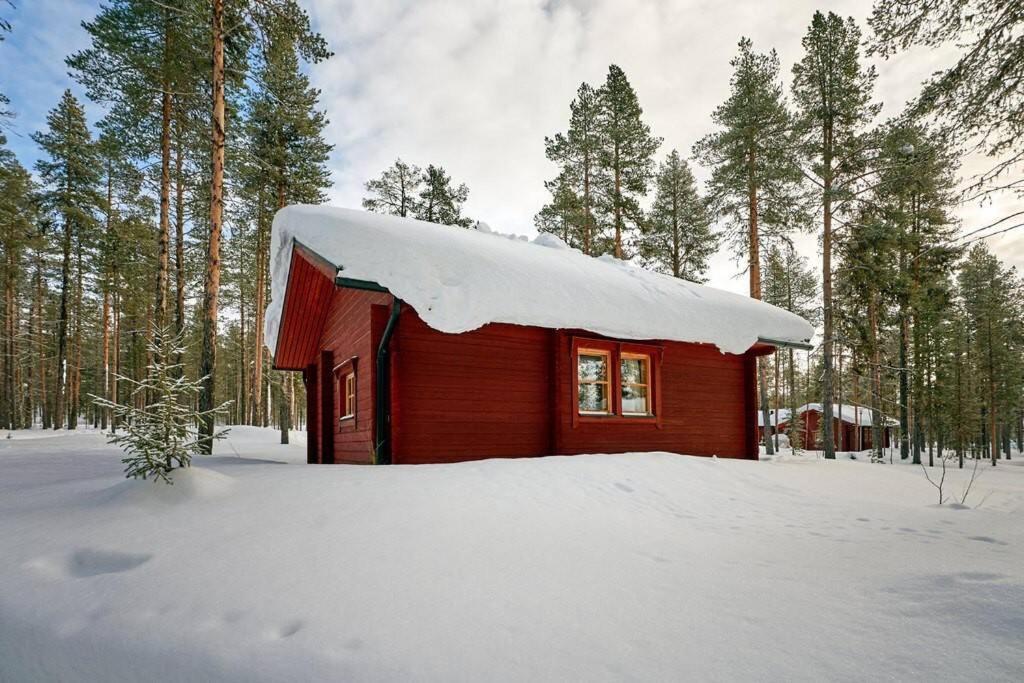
left=757, top=409, right=792, bottom=427
left=797, top=403, right=898, bottom=427
left=265, top=205, right=814, bottom=356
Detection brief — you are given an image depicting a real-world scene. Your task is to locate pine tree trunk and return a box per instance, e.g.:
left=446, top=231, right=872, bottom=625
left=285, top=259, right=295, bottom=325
left=820, top=124, right=835, bottom=460
left=613, top=151, right=622, bottom=259
left=788, top=347, right=798, bottom=452
left=746, top=149, right=773, bottom=456
left=34, top=256, right=48, bottom=429
left=198, top=0, right=226, bottom=454
left=899, top=307, right=910, bottom=459
left=869, top=290, right=883, bottom=461
left=773, top=352, right=781, bottom=451
left=252, top=194, right=266, bottom=427
left=101, top=289, right=110, bottom=431
left=54, top=217, right=72, bottom=430
left=69, top=244, right=83, bottom=429
left=155, top=85, right=173, bottom=338
left=582, top=154, right=592, bottom=256
left=281, top=374, right=291, bottom=444
left=988, top=319, right=998, bottom=466
left=3, top=251, right=15, bottom=430
left=238, top=235, right=248, bottom=425
left=112, top=271, right=120, bottom=432
left=837, top=344, right=843, bottom=452
left=174, top=118, right=186, bottom=349
left=277, top=182, right=289, bottom=443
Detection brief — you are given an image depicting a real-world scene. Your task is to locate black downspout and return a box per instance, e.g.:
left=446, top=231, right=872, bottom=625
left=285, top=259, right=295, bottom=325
left=374, top=297, right=401, bottom=464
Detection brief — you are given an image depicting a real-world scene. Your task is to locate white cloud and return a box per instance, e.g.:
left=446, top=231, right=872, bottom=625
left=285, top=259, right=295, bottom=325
left=305, top=0, right=1023, bottom=294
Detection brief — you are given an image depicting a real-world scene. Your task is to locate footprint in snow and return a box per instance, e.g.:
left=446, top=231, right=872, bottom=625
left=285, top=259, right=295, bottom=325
left=68, top=548, right=152, bottom=578
left=956, top=571, right=1006, bottom=583
left=275, top=620, right=304, bottom=639
left=967, top=535, right=1009, bottom=546
left=614, top=482, right=634, bottom=493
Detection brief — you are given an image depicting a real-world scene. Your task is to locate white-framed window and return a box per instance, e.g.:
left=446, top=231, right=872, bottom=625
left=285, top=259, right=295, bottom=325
left=620, top=352, right=651, bottom=415
left=341, top=371, right=355, bottom=420
left=577, top=348, right=611, bottom=415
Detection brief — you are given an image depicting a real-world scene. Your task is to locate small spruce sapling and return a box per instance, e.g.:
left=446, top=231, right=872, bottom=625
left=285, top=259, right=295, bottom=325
left=92, top=326, right=231, bottom=483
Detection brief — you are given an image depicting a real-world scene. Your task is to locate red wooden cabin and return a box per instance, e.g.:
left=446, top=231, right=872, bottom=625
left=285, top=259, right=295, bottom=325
left=266, top=206, right=814, bottom=465
left=770, top=404, right=894, bottom=451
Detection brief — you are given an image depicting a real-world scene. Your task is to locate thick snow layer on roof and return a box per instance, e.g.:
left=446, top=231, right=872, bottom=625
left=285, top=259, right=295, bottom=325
left=798, top=403, right=898, bottom=427
left=265, top=205, right=814, bottom=356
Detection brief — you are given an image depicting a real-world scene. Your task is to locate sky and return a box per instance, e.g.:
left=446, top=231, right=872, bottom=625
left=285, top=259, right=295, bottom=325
left=2, top=0, right=1022, bottom=296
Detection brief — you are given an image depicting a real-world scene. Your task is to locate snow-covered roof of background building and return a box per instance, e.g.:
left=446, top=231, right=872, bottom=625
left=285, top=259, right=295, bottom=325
left=265, top=205, right=814, bottom=356
left=797, top=403, right=898, bottom=427
left=757, top=409, right=793, bottom=427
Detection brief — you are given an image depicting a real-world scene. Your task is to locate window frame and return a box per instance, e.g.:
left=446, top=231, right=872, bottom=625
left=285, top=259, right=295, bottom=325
left=577, top=347, right=613, bottom=416
left=570, top=337, right=663, bottom=428
left=619, top=351, right=652, bottom=417
left=333, top=357, right=358, bottom=426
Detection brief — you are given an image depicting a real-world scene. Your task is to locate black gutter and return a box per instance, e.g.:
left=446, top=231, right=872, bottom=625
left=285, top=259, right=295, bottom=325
left=757, top=336, right=814, bottom=352
left=374, top=297, right=402, bottom=465
left=335, top=275, right=389, bottom=292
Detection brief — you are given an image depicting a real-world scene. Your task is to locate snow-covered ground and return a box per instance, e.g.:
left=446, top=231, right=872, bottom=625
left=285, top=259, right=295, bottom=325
left=2, top=427, right=1022, bottom=682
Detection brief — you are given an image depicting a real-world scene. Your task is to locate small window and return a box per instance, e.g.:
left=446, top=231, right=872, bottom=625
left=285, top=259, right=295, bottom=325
left=578, top=349, right=611, bottom=414
left=342, top=372, right=356, bottom=420
left=620, top=353, right=651, bottom=415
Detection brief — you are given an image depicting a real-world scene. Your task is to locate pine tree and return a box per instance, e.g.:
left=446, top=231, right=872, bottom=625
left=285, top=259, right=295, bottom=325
left=694, top=37, right=809, bottom=456
left=638, top=150, right=715, bottom=282
left=694, top=38, right=809, bottom=287
left=415, top=165, right=472, bottom=227
left=0, top=0, right=14, bottom=125
left=763, top=243, right=819, bottom=453
left=363, top=159, right=422, bottom=217
left=837, top=207, right=897, bottom=462
left=869, top=0, right=1024, bottom=198
left=197, top=0, right=329, bottom=453
left=244, top=27, right=332, bottom=443
left=0, top=131, right=36, bottom=429
left=534, top=170, right=584, bottom=249
left=792, top=12, right=880, bottom=459
left=596, top=65, right=661, bottom=259
left=958, top=245, right=1022, bottom=466
left=68, top=0, right=206, bottom=335
left=32, top=91, right=101, bottom=430
left=543, top=82, right=604, bottom=255
left=93, top=326, right=230, bottom=483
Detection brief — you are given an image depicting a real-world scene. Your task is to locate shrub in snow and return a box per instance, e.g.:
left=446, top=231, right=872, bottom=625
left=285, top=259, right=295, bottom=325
left=92, top=327, right=230, bottom=484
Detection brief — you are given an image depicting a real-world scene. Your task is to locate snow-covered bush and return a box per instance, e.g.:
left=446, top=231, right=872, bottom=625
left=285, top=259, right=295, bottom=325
left=92, top=327, right=230, bottom=483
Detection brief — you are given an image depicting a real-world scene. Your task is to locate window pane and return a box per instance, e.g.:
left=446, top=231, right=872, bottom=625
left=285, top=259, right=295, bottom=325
left=622, top=385, right=648, bottom=414
left=578, top=353, right=608, bottom=382
left=578, top=382, right=608, bottom=412
left=620, top=357, right=647, bottom=385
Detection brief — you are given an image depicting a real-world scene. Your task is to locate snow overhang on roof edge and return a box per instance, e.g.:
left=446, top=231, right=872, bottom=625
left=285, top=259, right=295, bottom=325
left=264, top=205, right=815, bottom=358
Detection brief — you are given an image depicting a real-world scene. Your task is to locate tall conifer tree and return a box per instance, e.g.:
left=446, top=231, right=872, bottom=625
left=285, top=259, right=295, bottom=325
left=544, top=83, right=604, bottom=254
left=32, top=91, right=101, bottom=430
left=596, top=65, right=661, bottom=259
left=695, top=37, right=808, bottom=455
left=638, top=150, right=715, bottom=282
left=792, top=12, right=880, bottom=459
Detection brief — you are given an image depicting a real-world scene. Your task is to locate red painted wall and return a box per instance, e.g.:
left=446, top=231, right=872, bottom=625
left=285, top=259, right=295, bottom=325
left=390, top=309, right=555, bottom=464
left=552, top=331, right=755, bottom=459
left=293, top=277, right=761, bottom=464
left=385, top=312, right=757, bottom=463
left=295, top=286, right=390, bottom=464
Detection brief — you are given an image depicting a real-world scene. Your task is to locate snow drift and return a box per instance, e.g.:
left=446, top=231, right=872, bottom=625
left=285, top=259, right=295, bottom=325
left=264, top=206, right=814, bottom=357
left=2, top=428, right=1023, bottom=682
